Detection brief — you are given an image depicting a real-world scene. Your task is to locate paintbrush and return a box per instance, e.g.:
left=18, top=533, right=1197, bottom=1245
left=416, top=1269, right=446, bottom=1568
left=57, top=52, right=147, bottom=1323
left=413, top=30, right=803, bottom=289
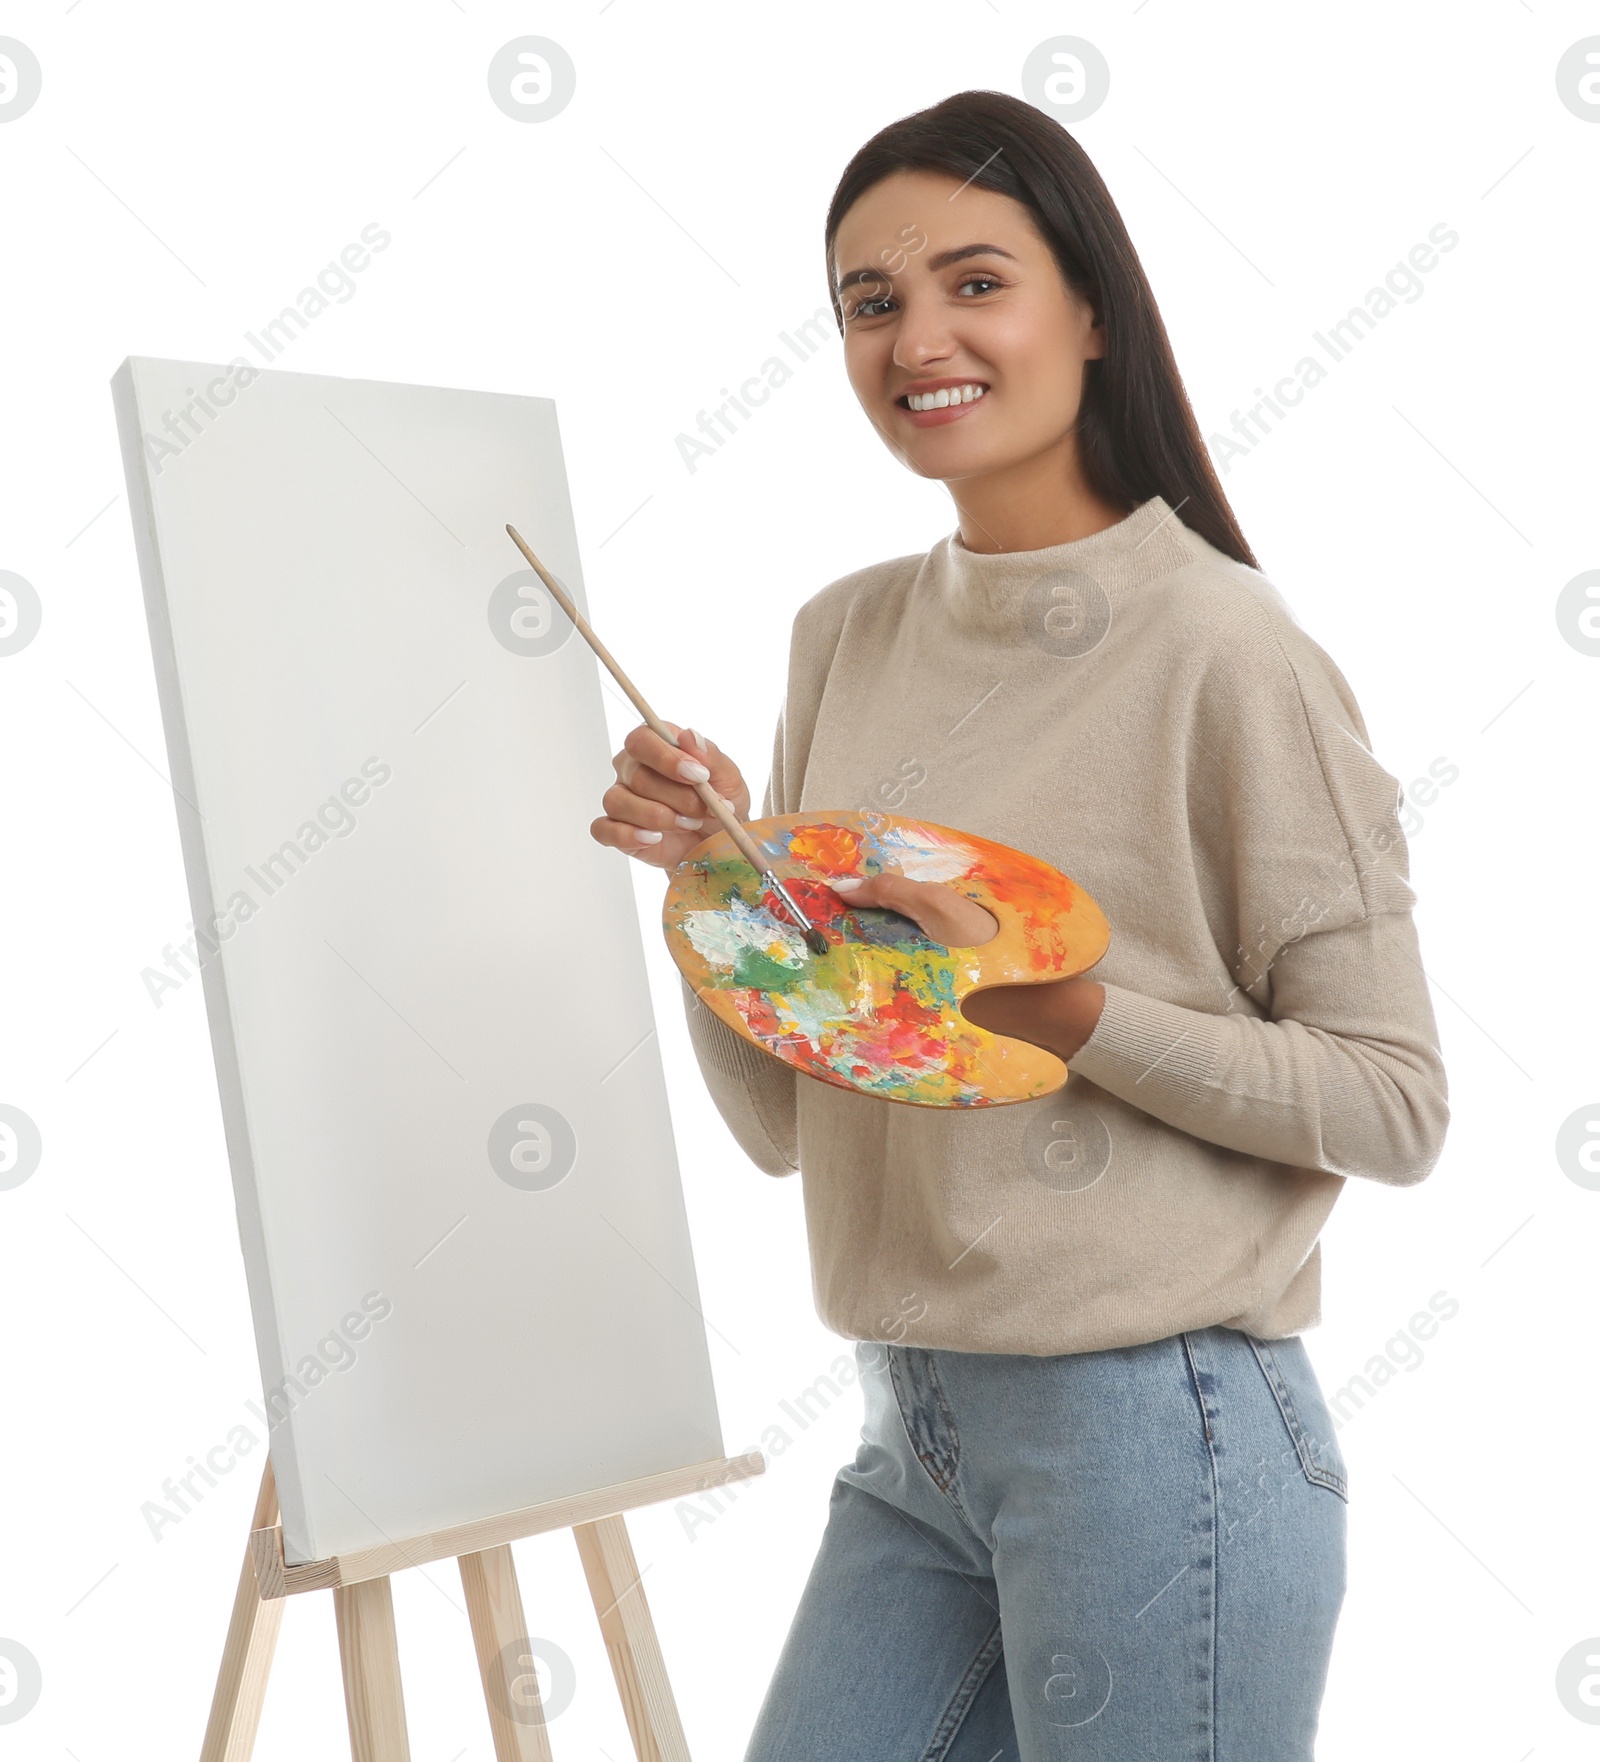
left=504, top=524, right=831, bottom=957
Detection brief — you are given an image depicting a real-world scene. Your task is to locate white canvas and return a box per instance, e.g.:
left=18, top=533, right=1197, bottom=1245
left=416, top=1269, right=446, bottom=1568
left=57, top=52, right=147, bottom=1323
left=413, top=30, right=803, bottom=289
left=111, top=357, right=726, bottom=1567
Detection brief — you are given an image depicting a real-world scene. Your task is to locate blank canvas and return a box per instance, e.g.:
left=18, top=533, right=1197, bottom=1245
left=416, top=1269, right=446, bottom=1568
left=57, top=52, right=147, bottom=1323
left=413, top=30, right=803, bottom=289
left=112, top=357, right=726, bottom=1566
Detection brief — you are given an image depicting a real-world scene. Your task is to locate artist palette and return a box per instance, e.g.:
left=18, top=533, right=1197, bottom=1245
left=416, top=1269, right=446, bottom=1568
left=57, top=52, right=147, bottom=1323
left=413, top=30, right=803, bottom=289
left=662, top=810, right=1110, bottom=1108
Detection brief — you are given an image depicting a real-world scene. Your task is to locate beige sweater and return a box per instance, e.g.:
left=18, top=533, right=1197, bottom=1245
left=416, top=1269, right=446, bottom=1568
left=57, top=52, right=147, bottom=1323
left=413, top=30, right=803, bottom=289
left=678, top=495, right=1448, bottom=1355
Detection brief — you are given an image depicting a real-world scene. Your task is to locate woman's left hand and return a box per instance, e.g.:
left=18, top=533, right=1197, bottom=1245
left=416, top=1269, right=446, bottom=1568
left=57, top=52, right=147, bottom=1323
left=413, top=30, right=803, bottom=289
left=824, top=871, right=1107, bottom=1062
left=825, top=870, right=1000, bottom=948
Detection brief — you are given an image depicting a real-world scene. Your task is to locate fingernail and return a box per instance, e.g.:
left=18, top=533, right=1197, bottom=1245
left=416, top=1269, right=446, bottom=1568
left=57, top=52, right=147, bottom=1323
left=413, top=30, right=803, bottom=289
left=829, top=876, right=862, bottom=891
left=635, top=829, right=664, bottom=844
left=686, top=727, right=706, bottom=754
left=675, top=815, right=704, bottom=830
left=677, top=759, right=711, bottom=783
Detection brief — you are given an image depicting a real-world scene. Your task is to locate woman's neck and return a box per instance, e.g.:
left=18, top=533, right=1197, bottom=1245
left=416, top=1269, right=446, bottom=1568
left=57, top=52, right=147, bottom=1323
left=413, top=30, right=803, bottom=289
left=949, top=448, right=1132, bottom=555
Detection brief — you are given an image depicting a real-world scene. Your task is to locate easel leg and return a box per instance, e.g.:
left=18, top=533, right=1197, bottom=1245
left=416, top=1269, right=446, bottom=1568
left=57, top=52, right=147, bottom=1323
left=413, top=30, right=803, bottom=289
left=573, top=1514, right=690, bottom=1762
left=458, top=1550, right=560, bottom=1754
left=333, top=1576, right=411, bottom=1762
left=200, top=1462, right=286, bottom=1762
left=458, top=1545, right=555, bottom=1762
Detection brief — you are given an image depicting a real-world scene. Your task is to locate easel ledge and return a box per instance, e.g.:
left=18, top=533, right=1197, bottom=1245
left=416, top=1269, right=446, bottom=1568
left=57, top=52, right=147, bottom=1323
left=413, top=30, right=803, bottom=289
left=206, top=1451, right=767, bottom=1761
left=251, top=1451, right=767, bottom=1598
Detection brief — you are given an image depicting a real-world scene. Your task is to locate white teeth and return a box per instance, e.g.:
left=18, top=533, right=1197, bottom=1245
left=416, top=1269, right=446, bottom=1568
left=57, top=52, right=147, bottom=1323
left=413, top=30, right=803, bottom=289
left=905, top=384, right=987, bottom=412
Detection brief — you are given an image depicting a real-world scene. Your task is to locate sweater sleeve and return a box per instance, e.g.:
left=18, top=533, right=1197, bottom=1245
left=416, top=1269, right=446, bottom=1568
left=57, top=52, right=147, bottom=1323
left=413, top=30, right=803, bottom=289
left=676, top=708, right=800, bottom=1177
left=1065, top=909, right=1449, bottom=1185
left=1066, top=589, right=1449, bottom=1186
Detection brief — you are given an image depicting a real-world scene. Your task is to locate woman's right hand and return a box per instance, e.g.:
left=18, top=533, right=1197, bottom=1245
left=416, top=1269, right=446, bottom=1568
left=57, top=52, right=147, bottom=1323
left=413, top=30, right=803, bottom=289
left=592, top=721, right=752, bottom=871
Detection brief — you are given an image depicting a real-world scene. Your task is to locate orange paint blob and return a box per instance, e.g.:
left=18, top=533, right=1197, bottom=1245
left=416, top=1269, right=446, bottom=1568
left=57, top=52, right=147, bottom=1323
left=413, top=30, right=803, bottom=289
left=786, top=823, right=862, bottom=876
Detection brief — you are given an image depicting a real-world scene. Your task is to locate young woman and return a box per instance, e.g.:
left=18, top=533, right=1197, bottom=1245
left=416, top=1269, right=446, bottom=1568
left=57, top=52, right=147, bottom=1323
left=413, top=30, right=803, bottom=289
left=592, top=90, right=1448, bottom=1762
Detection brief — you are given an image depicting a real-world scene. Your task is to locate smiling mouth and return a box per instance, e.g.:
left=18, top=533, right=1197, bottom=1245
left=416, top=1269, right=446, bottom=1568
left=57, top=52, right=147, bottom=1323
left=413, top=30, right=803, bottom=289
left=896, top=383, right=990, bottom=412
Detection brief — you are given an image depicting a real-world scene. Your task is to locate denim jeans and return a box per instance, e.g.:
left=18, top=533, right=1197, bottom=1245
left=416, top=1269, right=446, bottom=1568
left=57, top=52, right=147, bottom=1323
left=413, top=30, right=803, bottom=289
left=744, top=1326, right=1347, bottom=1761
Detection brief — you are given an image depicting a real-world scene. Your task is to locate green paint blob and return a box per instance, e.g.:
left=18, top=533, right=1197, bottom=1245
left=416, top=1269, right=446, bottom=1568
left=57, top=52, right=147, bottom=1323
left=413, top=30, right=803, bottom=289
left=731, top=946, right=803, bottom=991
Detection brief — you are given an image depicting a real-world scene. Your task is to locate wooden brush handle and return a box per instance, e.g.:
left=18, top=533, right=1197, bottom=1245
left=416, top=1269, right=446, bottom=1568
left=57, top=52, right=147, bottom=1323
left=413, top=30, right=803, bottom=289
left=503, top=525, right=770, bottom=873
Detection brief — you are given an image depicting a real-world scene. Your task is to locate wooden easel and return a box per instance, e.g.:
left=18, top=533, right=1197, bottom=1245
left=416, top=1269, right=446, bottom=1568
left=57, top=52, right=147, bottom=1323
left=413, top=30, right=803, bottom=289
left=201, top=1449, right=765, bottom=1761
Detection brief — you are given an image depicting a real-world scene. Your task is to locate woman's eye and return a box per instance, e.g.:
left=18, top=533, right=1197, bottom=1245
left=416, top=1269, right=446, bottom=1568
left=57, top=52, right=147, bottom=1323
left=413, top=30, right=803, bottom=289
left=846, top=275, right=1001, bottom=319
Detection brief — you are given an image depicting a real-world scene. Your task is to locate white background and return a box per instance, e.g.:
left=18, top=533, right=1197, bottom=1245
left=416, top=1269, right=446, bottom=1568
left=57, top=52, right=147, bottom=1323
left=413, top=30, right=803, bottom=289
left=1, top=3, right=1595, bottom=1757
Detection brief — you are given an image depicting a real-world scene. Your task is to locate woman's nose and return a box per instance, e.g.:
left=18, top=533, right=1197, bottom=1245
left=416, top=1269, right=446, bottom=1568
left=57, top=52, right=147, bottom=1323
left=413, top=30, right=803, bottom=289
left=892, top=300, right=958, bottom=368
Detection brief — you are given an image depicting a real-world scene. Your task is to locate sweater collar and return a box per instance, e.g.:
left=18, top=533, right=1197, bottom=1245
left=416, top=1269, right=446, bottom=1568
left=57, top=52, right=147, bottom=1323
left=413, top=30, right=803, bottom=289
left=929, top=494, right=1196, bottom=635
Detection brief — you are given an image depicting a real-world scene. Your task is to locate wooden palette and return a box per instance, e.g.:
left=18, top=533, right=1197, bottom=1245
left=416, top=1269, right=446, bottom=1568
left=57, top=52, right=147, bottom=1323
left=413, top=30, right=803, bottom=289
left=662, top=810, right=1111, bottom=1108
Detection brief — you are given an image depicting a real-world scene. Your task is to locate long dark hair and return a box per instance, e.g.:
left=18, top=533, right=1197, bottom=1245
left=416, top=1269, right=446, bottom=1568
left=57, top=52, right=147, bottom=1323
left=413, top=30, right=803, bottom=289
left=823, top=89, right=1258, bottom=570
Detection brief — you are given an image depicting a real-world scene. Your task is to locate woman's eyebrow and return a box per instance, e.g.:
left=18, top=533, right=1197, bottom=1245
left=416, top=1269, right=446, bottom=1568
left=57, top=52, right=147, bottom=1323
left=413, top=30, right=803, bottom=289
left=834, top=242, right=1018, bottom=294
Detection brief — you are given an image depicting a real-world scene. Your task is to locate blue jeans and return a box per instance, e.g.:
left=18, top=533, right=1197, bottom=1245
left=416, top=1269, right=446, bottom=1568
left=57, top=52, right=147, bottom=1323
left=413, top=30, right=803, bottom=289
left=745, top=1327, right=1347, bottom=1760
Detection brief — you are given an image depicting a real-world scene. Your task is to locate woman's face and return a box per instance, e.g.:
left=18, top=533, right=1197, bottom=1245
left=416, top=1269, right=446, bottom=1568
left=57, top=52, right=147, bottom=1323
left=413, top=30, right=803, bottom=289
left=831, top=168, right=1105, bottom=487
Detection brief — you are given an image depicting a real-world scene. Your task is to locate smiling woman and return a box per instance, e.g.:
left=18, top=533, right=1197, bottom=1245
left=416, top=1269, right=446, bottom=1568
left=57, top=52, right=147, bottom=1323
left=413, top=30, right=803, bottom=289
left=589, top=87, right=1448, bottom=1762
